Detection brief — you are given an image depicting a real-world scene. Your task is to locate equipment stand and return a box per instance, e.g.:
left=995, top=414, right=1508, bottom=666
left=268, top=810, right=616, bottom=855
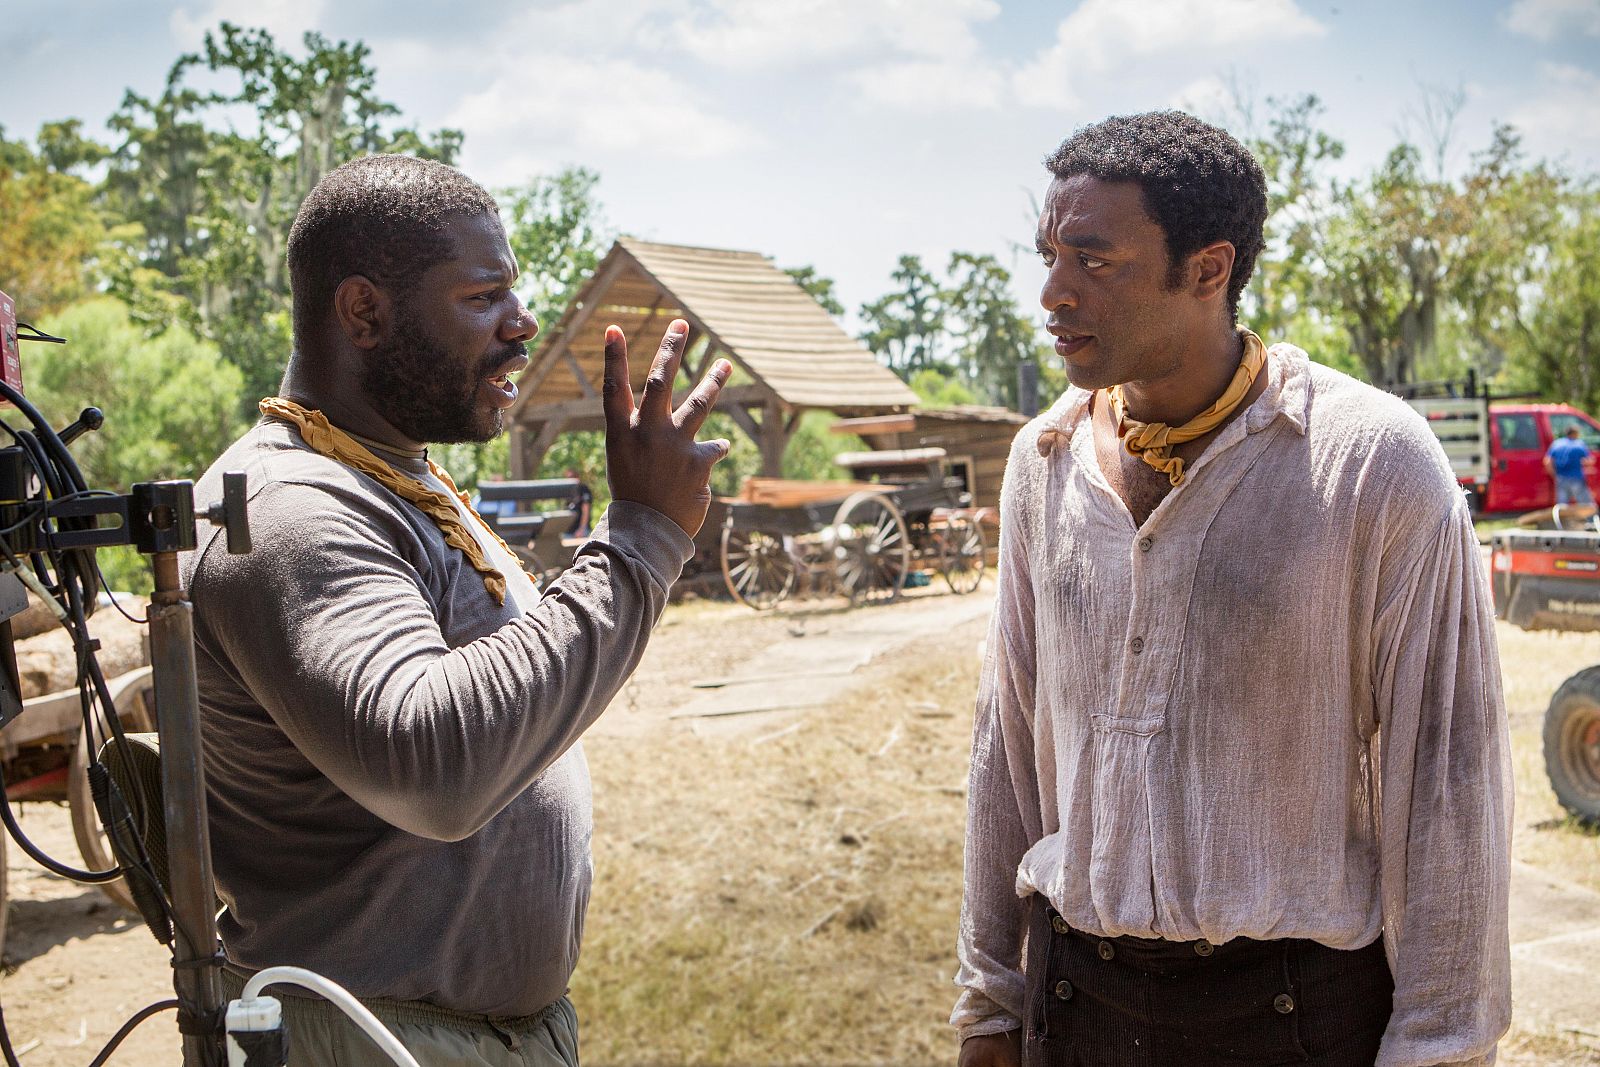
left=149, top=550, right=224, bottom=1067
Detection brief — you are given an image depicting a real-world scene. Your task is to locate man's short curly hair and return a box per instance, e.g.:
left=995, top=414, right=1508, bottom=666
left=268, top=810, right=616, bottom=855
left=1045, top=111, right=1266, bottom=323
left=287, top=155, right=500, bottom=352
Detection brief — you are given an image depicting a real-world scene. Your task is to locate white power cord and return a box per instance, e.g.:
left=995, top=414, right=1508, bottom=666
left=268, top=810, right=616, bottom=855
left=237, top=966, right=421, bottom=1067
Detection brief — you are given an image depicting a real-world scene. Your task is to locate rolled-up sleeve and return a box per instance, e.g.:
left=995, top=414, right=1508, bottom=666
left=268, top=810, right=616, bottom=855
left=1371, top=498, right=1513, bottom=1067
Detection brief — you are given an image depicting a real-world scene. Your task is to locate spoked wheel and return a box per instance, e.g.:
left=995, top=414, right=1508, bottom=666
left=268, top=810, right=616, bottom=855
left=939, top=514, right=986, bottom=595
left=1546, top=665, right=1600, bottom=827
left=832, top=492, right=910, bottom=607
left=721, top=523, right=797, bottom=610
left=69, top=668, right=156, bottom=911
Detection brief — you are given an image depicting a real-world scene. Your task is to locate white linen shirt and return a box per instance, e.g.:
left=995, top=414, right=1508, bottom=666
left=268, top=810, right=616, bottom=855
left=952, top=343, right=1512, bottom=1067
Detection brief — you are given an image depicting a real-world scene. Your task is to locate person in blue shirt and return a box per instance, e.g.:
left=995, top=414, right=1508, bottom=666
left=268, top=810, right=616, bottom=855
left=1546, top=424, right=1595, bottom=505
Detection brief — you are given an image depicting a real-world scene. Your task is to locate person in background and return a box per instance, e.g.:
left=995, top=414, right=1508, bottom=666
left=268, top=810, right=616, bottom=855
left=566, top=466, right=594, bottom=537
left=1546, top=424, right=1595, bottom=505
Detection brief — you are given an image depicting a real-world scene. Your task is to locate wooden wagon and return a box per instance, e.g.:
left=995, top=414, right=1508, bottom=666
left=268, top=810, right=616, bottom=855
left=0, top=665, right=156, bottom=947
left=718, top=447, right=987, bottom=610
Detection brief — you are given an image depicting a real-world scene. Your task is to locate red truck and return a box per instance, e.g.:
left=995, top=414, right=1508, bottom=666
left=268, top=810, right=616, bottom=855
left=1402, top=378, right=1600, bottom=514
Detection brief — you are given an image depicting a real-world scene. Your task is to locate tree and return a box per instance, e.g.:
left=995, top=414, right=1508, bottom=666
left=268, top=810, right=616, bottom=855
left=1236, top=94, right=1345, bottom=344
left=858, top=255, right=946, bottom=377
left=502, top=168, right=612, bottom=332
left=105, top=23, right=463, bottom=404
left=1496, top=181, right=1600, bottom=413
left=0, top=122, right=113, bottom=316
left=784, top=265, right=845, bottom=317
left=27, top=299, right=247, bottom=491
left=943, top=251, right=1047, bottom=409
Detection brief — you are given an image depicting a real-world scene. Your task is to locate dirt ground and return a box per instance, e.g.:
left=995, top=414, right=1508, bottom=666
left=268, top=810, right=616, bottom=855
left=2, top=586, right=1599, bottom=1065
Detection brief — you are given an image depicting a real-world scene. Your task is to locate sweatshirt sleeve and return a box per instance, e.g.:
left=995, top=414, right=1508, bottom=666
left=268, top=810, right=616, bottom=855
left=952, top=454, right=1044, bottom=1041
left=191, top=480, right=693, bottom=842
left=1370, top=494, right=1513, bottom=1067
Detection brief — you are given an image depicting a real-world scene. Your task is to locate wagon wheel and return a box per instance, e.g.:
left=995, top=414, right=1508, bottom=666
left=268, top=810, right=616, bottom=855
left=939, top=514, right=986, bottom=595
left=832, top=492, right=910, bottom=606
left=721, top=523, right=797, bottom=610
left=69, top=668, right=156, bottom=912
left=1, top=831, right=8, bottom=951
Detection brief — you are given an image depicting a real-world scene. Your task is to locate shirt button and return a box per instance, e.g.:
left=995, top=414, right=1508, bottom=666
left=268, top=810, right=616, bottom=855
left=1097, top=941, right=1116, bottom=961
left=1193, top=940, right=1214, bottom=957
left=1274, top=993, right=1295, bottom=1014
left=1129, top=636, right=1144, bottom=654
left=1051, top=915, right=1071, bottom=936
left=1054, top=980, right=1074, bottom=1001
left=1138, top=536, right=1153, bottom=552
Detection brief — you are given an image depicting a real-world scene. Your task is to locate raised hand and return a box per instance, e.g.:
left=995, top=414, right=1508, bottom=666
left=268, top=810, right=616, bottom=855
left=602, top=318, right=731, bottom=537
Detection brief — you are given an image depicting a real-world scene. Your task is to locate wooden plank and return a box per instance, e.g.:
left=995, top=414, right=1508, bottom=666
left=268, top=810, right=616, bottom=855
left=516, top=251, right=634, bottom=409
left=831, top=414, right=917, bottom=436
left=563, top=350, right=598, bottom=399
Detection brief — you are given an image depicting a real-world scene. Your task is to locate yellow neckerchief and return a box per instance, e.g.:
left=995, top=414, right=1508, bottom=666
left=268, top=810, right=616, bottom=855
left=259, top=396, right=525, bottom=606
left=1107, top=330, right=1268, bottom=487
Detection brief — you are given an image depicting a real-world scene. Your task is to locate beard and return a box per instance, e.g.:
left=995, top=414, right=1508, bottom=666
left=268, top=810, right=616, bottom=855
left=361, top=308, right=524, bottom=445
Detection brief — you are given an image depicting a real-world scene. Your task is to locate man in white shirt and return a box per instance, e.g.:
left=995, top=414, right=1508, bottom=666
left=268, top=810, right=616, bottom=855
left=953, top=111, right=1511, bottom=1067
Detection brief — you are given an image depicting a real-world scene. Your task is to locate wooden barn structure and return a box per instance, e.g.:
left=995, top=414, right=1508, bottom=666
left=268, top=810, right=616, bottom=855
left=506, top=237, right=919, bottom=478
left=829, top=406, right=1029, bottom=518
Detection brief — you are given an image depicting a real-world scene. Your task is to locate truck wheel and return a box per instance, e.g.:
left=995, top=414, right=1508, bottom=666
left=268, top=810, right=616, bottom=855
left=1545, top=666, right=1600, bottom=827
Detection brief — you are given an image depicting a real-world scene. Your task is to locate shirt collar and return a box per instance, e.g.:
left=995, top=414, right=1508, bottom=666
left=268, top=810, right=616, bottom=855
left=1033, top=335, right=1313, bottom=459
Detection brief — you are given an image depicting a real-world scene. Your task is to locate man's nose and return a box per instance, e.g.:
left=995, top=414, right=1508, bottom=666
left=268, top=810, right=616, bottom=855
left=502, top=296, right=539, bottom=344
left=1040, top=264, right=1077, bottom=312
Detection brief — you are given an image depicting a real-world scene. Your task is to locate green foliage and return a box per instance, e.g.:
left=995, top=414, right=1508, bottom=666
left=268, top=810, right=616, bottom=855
left=943, top=251, right=1048, bottom=409
left=784, top=265, right=846, bottom=317
left=1495, top=180, right=1600, bottom=413
left=27, top=299, right=247, bottom=490
left=0, top=123, right=114, bottom=315
left=858, top=252, right=1044, bottom=410
left=104, top=23, right=463, bottom=406
left=859, top=255, right=946, bottom=376
left=908, top=369, right=978, bottom=407
left=501, top=168, right=612, bottom=331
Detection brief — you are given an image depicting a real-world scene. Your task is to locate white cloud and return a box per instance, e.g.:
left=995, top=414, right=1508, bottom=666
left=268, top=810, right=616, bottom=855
left=848, top=59, right=1007, bottom=111
left=1503, top=0, right=1600, bottom=41
left=447, top=54, right=757, bottom=185
left=1508, top=63, right=1600, bottom=165
left=1014, top=0, right=1325, bottom=109
left=1170, top=74, right=1234, bottom=119
left=671, top=0, right=1001, bottom=69
left=169, top=0, right=328, bottom=48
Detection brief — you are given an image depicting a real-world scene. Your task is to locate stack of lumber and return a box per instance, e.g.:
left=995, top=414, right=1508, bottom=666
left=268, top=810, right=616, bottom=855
left=736, top=478, right=887, bottom=507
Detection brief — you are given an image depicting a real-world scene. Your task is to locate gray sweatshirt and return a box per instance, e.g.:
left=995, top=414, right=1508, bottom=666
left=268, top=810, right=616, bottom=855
left=183, top=419, right=692, bottom=1016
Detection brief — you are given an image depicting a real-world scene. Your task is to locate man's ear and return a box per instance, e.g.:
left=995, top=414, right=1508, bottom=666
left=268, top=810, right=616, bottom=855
left=333, top=275, right=390, bottom=351
left=1188, top=240, right=1237, bottom=305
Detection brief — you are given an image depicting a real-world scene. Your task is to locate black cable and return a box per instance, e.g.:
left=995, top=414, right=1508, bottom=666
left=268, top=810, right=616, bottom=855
left=0, top=1000, right=20, bottom=1067
left=85, top=999, right=180, bottom=1067
left=0, top=762, right=120, bottom=882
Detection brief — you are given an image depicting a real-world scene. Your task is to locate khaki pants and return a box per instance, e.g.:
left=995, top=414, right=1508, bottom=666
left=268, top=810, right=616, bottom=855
left=222, top=969, right=580, bottom=1067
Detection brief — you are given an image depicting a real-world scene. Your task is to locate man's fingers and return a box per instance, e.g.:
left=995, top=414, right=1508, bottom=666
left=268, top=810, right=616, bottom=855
left=639, top=319, right=690, bottom=421
left=695, top=438, right=732, bottom=473
left=673, top=358, right=732, bottom=434
left=601, top=325, right=635, bottom=431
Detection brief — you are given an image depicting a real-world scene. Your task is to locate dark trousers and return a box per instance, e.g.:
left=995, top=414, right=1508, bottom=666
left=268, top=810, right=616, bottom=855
left=1023, top=901, right=1394, bottom=1067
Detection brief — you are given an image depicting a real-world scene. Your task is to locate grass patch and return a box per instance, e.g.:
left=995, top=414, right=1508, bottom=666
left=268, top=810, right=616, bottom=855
left=573, top=614, right=985, bottom=1066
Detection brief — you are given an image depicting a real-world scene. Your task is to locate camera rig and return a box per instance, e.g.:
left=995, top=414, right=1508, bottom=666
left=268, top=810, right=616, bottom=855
left=0, top=295, right=250, bottom=1066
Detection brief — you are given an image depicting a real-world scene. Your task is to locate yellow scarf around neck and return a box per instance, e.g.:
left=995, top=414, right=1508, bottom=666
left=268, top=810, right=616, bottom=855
left=1107, top=331, right=1267, bottom=487
left=260, top=396, right=525, bottom=606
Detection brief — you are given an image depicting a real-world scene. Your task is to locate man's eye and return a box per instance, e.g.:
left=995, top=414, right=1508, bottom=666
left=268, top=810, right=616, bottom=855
left=1079, top=255, right=1107, bottom=270
left=1035, top=248, right=1055, bottom=266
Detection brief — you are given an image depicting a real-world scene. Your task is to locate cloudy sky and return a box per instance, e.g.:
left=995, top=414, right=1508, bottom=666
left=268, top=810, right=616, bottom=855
left=5, top=0, right=1599, bottom=325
